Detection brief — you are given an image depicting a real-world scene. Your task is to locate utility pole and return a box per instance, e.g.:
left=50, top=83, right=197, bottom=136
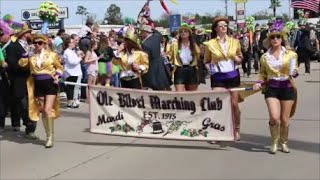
left=225, top=0, right=228, bottom=17
left=288, top=0, right=292, bottom=20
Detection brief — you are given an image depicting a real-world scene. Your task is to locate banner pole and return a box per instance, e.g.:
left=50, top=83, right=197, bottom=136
left=63, top=81, right=88, bottom=87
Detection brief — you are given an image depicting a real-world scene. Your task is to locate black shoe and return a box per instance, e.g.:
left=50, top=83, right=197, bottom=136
left=66, top=104, right=73, bottom=109
left=12, top=126, right=20, bottom=131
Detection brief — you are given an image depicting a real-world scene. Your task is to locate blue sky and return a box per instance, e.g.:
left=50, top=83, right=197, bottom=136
left=0, top=0, right=292, bottom=25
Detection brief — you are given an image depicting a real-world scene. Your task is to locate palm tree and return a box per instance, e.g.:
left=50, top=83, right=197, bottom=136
left=269, top=0, right=281, bottom=17
left=76, top=6, right=89, bottom=25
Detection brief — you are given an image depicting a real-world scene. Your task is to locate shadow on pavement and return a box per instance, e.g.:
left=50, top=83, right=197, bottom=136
left=66, top=141, right=228, bottom=151
left=67, top=131, right=319, bottom=154
left=0, top=126, right=45, bottom=146
left=231, top=133, right=320, bottom=154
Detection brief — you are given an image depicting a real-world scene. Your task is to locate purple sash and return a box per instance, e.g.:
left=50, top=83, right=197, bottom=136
left=268, top=79, right=292, bottom=88
left=212, top=69, right=239, bottom=81
left=33, top=74, right=52, bottom=80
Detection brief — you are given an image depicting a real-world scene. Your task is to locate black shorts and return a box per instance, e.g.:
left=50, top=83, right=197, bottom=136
left=174, top=66, right=198, bottom=85
left=264, top=86, right=296, bottom=100
left=34, top=79, right=59, bottom=97
left=121, top=78, right=142, bottom=89
left=210, top=70, right=240, bottom=89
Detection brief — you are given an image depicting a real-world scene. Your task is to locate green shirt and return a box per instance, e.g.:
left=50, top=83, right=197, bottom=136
left=112, top=64, right=121, bottom=74
left=0, top=49, right=4, bottom=62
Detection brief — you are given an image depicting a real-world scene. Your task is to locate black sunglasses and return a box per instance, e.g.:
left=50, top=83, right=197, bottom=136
left=270, top=35, right=281, bottom=40
left=33, top=41, right=44, bottom=45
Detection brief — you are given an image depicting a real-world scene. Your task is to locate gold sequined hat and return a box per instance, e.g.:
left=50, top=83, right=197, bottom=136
left=32, top=34, right=48, bottom=44
left=16, top=27, right=32, bottom=38
left=124, top=29, right=139, bottom=45
left=212, top=16, right=229, bottom=28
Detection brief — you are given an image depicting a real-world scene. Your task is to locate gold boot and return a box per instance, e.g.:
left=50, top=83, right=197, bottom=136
left=280, top=125, right=290, bottom=153
left=42, top=117, right=49, bottom=142
left=45, top=117, right=54, bottom=148
left=269, top=123, right=279, bottom=154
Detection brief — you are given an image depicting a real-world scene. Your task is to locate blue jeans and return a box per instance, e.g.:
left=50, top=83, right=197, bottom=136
left=111, top=73, right=121, bottom=87
left=80, top=63, right=87, bottom=99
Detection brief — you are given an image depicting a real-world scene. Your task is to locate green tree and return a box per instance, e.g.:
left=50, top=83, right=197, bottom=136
left=269, top=0, right=281, bottom=17
left=155, top=12, right=170, bottom=28
left=104, top=4, right=123, bottom=25
left=201, top=13, right=215, bottom=24
left=76, top=6, right=89, bottom=25
left=252, top=10, right=272, bottom=20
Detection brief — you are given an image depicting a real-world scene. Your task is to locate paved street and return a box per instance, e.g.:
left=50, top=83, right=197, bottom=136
left=1, top=62, right=319, bottom=180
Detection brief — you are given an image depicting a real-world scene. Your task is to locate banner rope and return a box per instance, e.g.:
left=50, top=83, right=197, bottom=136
left=62, top=81, right=254, bottom=92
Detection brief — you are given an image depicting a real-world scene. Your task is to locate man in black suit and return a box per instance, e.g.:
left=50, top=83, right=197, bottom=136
left=140, top=25, right=171, bottom=90
left=294, top=21, right=314, bottom=75
left=5, top=28, right=37, bottom=138
left=252, top=26, right=261, bottom=73
left=259, top=20, right=274, bottom=54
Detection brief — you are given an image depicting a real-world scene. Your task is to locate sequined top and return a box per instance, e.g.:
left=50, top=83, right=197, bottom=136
left=19, top=49, right=63, bottom=77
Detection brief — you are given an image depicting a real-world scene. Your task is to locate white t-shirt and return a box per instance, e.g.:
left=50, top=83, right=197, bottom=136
left=266, top=46, right=288, bottom=81
left=78, top=25, right=92, bottom=38
left=179, top=43, right=193, bottom=65
left=63, top=48, right=82, bottom=77
left=212, top=38, right=236, bottom=73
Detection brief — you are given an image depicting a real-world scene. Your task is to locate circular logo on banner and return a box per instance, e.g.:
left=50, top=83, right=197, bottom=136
left=23, top=11, right=31, bottom=20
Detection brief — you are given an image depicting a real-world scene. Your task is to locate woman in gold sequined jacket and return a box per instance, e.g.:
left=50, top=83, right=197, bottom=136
left=253, top=25, right=299, bottom=154
left=204, top=17, right=243, bottom=141
left=19, top=34, right=63, bottom=148
left=112, top=30, right=149, bottom=89
left=168, top=23, right=200, bottom=92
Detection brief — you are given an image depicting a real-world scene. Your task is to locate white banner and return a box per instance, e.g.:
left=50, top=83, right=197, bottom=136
left=89, top=86, right=235, bottom=141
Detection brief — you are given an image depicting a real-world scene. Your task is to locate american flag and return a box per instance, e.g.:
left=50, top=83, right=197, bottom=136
left=291, top=0, right=320, bottom=13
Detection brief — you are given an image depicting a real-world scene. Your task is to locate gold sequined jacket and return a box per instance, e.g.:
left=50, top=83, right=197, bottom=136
left=19, top=49, right=63, bottom=121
